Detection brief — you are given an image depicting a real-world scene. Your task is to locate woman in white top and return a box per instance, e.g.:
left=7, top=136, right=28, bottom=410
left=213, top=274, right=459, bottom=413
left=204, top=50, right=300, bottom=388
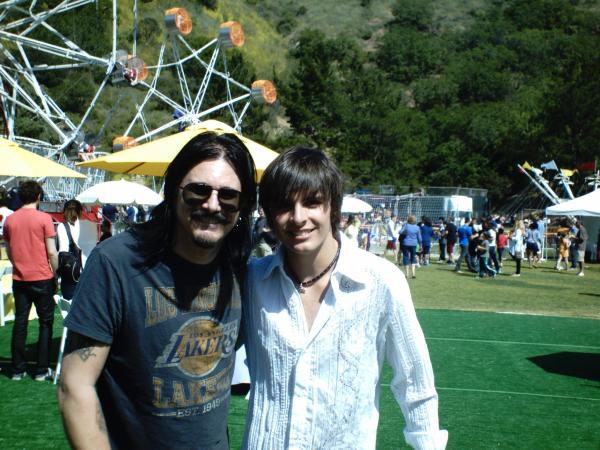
left=57, top=200, right=83, bottom=299
left=509, top=219, right=525, bottom=276
left=343, top=214, right=360, bottom=247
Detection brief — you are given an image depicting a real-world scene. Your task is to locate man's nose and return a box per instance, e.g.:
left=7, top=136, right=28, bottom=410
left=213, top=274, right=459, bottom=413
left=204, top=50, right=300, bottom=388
left=290, top=202, right=307, bottom=223
left=203, top=190, right=221, bottom=212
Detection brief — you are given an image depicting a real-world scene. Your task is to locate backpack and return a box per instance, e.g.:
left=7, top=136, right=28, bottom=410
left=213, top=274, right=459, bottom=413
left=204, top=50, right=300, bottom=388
left=57, top=222, right=82, bottom=284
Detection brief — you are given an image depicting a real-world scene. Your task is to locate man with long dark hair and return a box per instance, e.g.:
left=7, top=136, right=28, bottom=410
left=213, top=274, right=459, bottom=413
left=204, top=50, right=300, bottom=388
left=243, top=147, right=447, bottom=449
left=58, top=132, right=256, bottom=449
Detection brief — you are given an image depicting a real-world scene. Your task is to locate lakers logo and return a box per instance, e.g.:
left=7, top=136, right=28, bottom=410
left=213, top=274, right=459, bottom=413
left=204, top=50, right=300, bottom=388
left=155, top=318, right=238, bottom=378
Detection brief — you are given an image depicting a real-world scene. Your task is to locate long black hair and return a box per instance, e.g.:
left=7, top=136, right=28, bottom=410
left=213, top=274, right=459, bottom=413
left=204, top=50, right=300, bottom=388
left=132, top=131, right=257, bottom=317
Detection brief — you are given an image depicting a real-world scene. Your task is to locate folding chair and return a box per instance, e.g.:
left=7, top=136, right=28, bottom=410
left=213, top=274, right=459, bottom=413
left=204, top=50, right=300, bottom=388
left=53, top=294, right=72, bottom=385
left=0, top=265, right=13, bottom=326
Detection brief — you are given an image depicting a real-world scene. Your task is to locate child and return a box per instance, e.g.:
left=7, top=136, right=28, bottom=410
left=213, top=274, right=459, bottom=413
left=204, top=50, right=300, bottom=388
left=555, top=232, right=570, bottom=271
left=477, top=231, right=497, bottom=278
left=496, top=228, right=508, bottom=268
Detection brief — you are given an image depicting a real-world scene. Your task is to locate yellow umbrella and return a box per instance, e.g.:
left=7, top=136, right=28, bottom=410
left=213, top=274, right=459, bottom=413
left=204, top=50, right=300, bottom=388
left=0, top=137, right=86, bottom=178
left=77, top=120, right=279, bottom=179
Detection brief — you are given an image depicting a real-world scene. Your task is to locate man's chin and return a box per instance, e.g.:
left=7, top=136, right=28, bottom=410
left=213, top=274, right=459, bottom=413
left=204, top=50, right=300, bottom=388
left=189, top=228, right=226, bottom=249
left=191, top=235, right=221, bottom=249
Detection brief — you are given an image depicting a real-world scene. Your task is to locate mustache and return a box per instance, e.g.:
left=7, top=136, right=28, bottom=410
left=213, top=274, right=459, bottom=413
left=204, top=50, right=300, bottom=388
left=190, top=210, right=230, bottom=224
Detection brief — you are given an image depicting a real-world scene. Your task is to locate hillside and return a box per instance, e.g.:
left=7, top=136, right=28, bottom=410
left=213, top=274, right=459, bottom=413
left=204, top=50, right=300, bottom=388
left=207, top=0, right=490, bottom=76
left=121, top=0, right=493, bottom=79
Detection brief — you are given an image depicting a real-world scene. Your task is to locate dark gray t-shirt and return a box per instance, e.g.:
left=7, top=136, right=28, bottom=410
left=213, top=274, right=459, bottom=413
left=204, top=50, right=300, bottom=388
left=65, top=231, right=240, bottom=450
left=576, top=226, right=588, bottom=251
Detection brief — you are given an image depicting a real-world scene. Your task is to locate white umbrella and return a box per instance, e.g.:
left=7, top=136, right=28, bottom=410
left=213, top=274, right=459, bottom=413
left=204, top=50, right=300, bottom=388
left=341, top=196, right=372, bottom=214
left=76, top=180, right=163, bottom=205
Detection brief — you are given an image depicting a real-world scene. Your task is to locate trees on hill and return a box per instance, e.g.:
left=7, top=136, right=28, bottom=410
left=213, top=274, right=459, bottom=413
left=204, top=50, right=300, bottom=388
left=277, top=0, right=600, bottom=206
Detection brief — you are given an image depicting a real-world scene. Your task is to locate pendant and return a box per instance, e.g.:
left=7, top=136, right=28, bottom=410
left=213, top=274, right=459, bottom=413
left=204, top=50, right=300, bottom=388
left=298, top=284, right=306, bottom=294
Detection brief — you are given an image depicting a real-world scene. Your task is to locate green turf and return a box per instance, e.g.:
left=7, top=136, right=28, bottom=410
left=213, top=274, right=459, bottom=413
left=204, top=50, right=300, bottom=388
left=403, top=256, right=600, bottom=319
left=1, top=259, right=598, bottom=449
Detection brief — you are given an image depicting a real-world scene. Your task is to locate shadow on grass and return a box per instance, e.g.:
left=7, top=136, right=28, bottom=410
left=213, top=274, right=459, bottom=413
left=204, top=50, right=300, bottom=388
left=578, top=292, right=600, bottom=298
left=528, top=352, right=600, bottom=382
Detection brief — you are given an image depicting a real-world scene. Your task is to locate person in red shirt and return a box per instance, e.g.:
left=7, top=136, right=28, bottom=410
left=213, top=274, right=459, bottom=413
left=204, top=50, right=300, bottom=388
left=496, top=228, right=508, bottom=270
left=4, top=181, right=58, bottom=381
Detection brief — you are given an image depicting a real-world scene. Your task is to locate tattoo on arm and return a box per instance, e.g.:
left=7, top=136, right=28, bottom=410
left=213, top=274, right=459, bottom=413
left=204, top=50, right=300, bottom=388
left=75, top=347, right=96, bottom=362
left=96, top=401, right=108, bottom=434
left=64, top=331, right=108, bottom=362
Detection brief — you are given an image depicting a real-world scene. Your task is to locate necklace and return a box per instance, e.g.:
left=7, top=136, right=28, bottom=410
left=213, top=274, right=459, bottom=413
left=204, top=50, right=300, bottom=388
left=289, top=244, right=341, bottom=294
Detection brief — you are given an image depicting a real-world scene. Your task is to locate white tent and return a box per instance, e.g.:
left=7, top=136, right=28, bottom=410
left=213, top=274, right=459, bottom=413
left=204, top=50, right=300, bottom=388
left=342, top=196, right=372, bottom=214
left=545, top=189, right=600, bottom=217
left=546, top=189, right=600, bottom=261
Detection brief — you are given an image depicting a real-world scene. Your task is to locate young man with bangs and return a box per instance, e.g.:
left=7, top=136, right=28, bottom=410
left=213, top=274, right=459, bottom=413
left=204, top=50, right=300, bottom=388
left=58, top=132, right=256, bottom=450
left=242, top=146, right=447, bottom=449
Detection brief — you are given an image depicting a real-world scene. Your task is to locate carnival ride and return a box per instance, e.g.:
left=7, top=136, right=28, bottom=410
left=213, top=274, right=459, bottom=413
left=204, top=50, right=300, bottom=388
left=0, top=0, right=276, bottom=200
left=501, top=160, right=600, bottom=216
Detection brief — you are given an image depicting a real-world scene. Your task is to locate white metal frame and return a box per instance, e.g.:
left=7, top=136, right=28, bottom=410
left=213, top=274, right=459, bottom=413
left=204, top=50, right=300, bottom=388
left=0, top=1, right=271, bottom=200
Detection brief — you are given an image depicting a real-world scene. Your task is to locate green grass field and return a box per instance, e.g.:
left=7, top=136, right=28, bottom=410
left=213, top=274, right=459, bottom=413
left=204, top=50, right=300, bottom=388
left=1, top=257, right=598, bottom=449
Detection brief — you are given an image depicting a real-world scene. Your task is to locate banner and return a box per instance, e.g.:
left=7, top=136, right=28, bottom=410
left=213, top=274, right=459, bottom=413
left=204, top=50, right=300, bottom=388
left=540, top=160, right=558, bottom=171
left=560, top=168, right=575, bottom=177
left=577, top=161, right=596, bottom=172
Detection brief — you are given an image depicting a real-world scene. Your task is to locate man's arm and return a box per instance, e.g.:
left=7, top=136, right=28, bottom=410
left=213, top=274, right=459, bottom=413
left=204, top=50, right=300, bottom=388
left=57, top=331, right=111, bottom=450
left=45, top=236, right=58, bottom=273
left=385, top=278, right=448, bottom=449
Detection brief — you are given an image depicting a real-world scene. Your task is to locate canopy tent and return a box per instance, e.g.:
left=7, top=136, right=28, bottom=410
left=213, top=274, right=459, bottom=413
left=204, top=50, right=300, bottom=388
left=546, top=189, right=600, bottom=261
left=545, top=189, right=600, bottom=217
left=341, top=196, right=373, bottom=214
left=76, top=180, right=162, bottom=205
left=0, top=137, right=85, bottom=178
left=76, top=120, right=279, bottom=180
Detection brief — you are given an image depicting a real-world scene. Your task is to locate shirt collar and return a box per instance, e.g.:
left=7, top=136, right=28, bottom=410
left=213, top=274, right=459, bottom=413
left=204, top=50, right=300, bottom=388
left=261, top=232, right=368, bottom=287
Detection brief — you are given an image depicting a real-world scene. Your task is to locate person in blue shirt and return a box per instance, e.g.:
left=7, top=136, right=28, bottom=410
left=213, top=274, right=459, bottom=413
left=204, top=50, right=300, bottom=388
left=454, top=219, right=473, bottom=273
left=399, top=214, right=422, bottom=279
left=419, top=217, right=434, bottom=266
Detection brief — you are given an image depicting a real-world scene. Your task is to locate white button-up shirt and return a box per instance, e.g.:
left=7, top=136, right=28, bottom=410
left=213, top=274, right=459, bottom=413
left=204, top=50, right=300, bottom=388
left=242, top=235, right=447, bottom=449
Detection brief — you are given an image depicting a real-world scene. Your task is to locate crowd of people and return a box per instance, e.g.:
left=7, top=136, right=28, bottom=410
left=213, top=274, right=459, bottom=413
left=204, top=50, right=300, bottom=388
left=339, top=211, right=592, bottom=279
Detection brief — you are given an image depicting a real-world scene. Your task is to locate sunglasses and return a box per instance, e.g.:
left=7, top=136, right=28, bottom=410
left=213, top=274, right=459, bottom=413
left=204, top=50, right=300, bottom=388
left=179, top=183, right=242, bottom=213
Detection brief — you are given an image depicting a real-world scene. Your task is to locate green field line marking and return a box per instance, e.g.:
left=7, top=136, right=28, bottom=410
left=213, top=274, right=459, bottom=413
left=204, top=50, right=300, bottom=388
left=381, top=385, right=600, bottom=402
left=437, top=387, right=600, bottom=402
left=426, top=337, right=600, bottom=350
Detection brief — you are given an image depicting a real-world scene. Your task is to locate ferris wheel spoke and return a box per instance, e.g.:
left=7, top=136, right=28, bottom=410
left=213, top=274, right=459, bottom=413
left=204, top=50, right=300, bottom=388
left=192, top=44, right=220, bottom=115
left=169, top=36, right=193, bottom=111
left=0, top=66, right=69, bottom=139
left=0, top=29, right=107, bottom=65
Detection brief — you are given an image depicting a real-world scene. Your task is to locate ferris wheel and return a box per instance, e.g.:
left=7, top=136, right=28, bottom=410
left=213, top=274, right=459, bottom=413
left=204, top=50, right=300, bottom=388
left=0, top=0, right=276, bottom=199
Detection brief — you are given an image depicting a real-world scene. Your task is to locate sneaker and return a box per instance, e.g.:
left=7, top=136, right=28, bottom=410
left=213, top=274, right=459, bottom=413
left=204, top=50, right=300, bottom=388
left=11, top=372, right=26, bottom=381
left=577, top=272, right=584, bottom=277
left=34, top=369, right=54, bottom=382
left=511, top=273, right=521, bottom=277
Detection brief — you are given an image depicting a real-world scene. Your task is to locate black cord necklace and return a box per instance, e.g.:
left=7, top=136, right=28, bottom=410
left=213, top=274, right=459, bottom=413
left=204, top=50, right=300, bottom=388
left=288, top=244, right=341, bottom=294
